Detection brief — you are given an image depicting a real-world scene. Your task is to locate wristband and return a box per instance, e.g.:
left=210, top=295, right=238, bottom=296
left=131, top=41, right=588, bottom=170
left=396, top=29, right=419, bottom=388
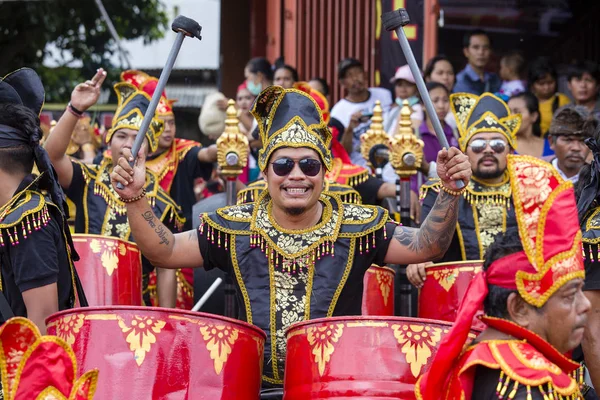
left=67, top=102, right=84, bottom=117
left=118, top=188, right=147, bottom=203
left=440, top=184, right=466, bottom=197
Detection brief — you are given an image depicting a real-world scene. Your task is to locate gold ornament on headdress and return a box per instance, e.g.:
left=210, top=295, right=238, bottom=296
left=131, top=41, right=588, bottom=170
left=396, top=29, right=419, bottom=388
left=360, top=100, right=391, bottom=171
left=252, top=86, right=332, bottom=171
left=450, top=92, right=521, bottom=152
left=106, top=82, right=164, bottom=152
left=217, top=100, right=249, bottom=178
left=388, top=100, right=424, bottom=178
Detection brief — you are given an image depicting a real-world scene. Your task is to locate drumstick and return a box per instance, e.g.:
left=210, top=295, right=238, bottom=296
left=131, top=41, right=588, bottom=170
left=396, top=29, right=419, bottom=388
left=191, top=277, right=223, bottom=312
left=382, top=8, right=465, bottom=189
left=116, top=15, right=202, bottom=189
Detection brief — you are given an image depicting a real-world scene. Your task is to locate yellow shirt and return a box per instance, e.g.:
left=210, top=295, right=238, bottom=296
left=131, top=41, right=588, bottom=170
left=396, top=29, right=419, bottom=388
left=539, top=93, right=571, bottom=135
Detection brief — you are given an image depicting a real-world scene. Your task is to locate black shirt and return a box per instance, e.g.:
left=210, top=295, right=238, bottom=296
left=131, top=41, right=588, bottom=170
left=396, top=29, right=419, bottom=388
left=0, top=176, right=74, bottom=319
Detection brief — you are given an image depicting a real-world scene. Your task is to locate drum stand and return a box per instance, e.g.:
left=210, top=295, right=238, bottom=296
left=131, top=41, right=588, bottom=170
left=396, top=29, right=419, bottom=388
left=388, top=100, right=424, bottom=318
left=215, top=100, right=249, bottom=319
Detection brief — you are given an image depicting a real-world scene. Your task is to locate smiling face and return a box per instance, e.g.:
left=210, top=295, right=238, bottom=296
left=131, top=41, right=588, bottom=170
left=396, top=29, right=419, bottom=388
left=466, top=131, right=510, bottom=180
left=522, top=279, right=590, bottom=354
left=264, top=147, right=324, bottom=216
left=109, top=128, right=149, bottom=160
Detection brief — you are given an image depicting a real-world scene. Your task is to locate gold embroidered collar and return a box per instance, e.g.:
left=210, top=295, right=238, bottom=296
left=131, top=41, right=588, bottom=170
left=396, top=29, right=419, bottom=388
left=249, top=190, right=343, bottom=260
left=464, top=173, right=512, bottom=207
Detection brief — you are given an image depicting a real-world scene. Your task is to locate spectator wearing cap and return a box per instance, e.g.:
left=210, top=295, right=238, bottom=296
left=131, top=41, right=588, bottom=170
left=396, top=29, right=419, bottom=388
left=330, top=57, right=393, bottom=167
left=385, top=64, right=424, bottom=135
left=454, top=29, right=501, bottom=95
left=548, top=105, right=594, bottom=183
left=568, top=61, right=600, bottom=118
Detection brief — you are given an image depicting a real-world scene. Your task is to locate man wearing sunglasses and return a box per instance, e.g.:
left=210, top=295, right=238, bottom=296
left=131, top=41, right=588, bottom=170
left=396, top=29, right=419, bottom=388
left=408, top=93, right=521, bottom=288
left=110, top=86, right=471, bottom=394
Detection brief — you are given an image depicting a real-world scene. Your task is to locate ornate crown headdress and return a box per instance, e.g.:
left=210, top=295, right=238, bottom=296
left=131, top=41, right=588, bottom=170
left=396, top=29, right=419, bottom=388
left=450, top=92, right=521, bottom=152
left=251, top=86, right=332, bottom=171
left=106, top=82, right=164, bottom=152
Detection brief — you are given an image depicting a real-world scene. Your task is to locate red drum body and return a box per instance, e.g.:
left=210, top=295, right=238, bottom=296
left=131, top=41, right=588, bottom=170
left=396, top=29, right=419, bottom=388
left=146, top=269, right=194, bottom=309
left=284, top=316, right=478, bottom=399
left=418, top=260, right=485, bottom=330
left=46, top=307, right=266, bottom=400
left=362, top=266, right=395, bottom=316
left=72, top=234, right=143, bottom=306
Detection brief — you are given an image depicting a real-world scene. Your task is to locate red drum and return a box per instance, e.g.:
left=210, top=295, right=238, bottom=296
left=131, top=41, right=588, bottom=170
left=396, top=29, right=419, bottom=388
left=72, top=234, right=143, bottom=306
left=147, top=269, right=195, bottom=309
left=362, top=266, right=395, bottom=316
left=46, top=306, right=266, bottom=400
left=418, top=260, right=485, bottom=330
left=284, top=316, right=479, bottom=399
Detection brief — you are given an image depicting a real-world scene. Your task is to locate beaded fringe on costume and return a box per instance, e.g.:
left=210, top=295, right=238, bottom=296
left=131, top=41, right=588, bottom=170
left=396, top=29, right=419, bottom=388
left=0, top=205, right=50, bottom=247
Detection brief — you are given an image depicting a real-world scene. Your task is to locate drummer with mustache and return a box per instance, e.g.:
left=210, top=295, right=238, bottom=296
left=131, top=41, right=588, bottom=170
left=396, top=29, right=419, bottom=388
left=408, top=93, right=521, bottom=288
left=110, top=86, right=471, bottom=394
left=416, top=154, right=590, bottom=399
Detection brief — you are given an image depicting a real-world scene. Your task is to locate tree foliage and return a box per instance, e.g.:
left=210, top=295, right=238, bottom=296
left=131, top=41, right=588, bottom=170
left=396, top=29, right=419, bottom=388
left=0, top=0, right=168, bottom=102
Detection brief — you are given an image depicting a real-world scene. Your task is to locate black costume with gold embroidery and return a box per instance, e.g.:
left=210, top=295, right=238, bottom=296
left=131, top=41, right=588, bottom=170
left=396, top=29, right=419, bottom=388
left=420, top=175, right=516, bottom=261
left=0, top=175, right=77, bottom=319
left=0, top=68, right=82, bottom=319
left=61, top=81, right=185, bottom=301
left=198, top=191, right=395, bottom=387
left=64, top=157, right=184, bottom=288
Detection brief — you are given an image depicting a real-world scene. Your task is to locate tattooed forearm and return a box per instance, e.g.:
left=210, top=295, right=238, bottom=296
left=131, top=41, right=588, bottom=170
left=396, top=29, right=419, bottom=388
left=393, top=190, right=458, bottom=258
left=142, top=211, right=172, bottom=246
left=142, top=211, right=156, bottom=228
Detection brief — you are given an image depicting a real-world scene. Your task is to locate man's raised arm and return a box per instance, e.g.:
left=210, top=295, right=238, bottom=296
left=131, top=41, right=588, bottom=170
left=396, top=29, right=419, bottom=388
left=110, top=146, right=204, bottom=270
left=43, top=69, right=106, bottom=189
left=384, top=147, right=469, bottom=265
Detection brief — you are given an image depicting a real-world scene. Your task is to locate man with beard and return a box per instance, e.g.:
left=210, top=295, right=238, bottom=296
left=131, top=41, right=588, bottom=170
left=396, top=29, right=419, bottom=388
left=548, top=105, right=593, bottom=183
left=416, top=154, right=589, bottom=400
left=109, top=86, right=471, bottom=395
left=408, top=93, right=520, bottom=288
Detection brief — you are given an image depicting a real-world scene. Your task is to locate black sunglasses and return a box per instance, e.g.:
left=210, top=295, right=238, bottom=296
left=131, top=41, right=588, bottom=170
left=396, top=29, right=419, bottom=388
left=469, top=139, right=507, bottom=154
left=270, top=158, right=322, bottom=177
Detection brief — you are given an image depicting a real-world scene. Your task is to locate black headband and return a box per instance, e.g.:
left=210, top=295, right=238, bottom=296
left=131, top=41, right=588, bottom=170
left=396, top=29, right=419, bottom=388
left=0, top=124, right=30, bottom=148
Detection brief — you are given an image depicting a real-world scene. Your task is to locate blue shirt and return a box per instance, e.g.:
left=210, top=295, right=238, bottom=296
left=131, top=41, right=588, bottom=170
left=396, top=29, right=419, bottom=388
left=454, top=64, right=502, bottom=95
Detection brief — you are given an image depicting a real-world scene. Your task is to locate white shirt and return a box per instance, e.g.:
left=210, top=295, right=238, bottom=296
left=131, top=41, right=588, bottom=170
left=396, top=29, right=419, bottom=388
left=551, top=158, right=579, bottom=183
left=330, top=88, right=393, bottom=166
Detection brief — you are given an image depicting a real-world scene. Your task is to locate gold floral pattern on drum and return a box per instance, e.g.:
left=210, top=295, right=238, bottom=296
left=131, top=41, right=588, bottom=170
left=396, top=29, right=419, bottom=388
left=117, top=315, right=166, bottom=367
left=53, top=314, right=85, bottom=346
left=392, top=324, right=443, bottom=378
left=89, top=238, right=127, bottom=276
left=431, top=269, right=458, bottom=292
left=199, top=324, right=240, bottom=375
left=375, top=269, right=393, bottom=306
left=306, top=324, right=344, bottom=376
